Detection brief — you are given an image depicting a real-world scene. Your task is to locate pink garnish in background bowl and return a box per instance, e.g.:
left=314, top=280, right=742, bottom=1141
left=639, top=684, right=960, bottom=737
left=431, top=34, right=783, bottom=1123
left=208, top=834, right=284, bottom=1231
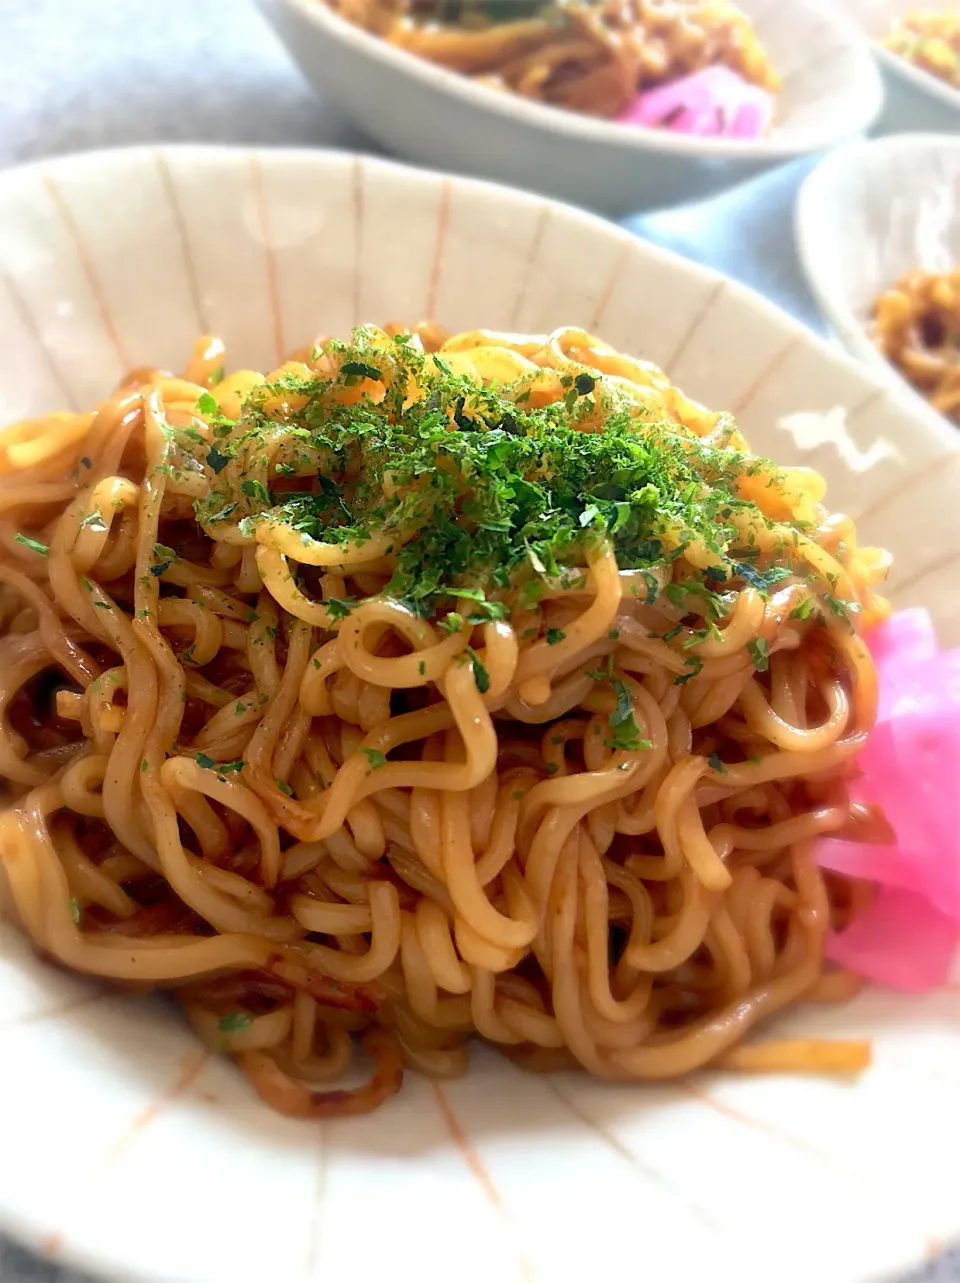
left=817, top=609, right=960, bottom=992
left=616, top=65, right=775, bottom=140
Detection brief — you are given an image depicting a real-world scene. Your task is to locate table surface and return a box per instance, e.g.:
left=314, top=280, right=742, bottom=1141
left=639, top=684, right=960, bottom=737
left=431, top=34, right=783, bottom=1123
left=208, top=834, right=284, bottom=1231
left=0, top=2, right=956, bottom=1281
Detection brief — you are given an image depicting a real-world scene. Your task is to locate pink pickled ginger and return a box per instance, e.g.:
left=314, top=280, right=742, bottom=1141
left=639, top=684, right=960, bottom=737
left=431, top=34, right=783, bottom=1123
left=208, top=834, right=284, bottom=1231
left=817, top=609, right=960, bottom=991
left=616, top=66, right=774, bottom=140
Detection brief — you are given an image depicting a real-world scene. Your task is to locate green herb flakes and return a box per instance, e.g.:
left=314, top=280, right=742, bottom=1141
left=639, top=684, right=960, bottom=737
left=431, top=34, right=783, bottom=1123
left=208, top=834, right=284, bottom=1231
left=206, top=445, right=231, bottom=475
left=217, top=1012, right=253, bottom=1033
left=326, top=597, right=356, bottom=621
left=747, top=638, right=770, bottom=672
left=465, top=647, right=490, bottom=694
left=150, top=543, right=179, bottom=577
left=14, top=533, right=49, bottom=557
left=605, top=679, right=653, bottom=752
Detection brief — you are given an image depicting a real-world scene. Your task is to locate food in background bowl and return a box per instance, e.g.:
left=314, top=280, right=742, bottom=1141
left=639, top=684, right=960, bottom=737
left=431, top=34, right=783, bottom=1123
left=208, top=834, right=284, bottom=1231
left=883, top=7, right=960, bottom=90
left=324, top=0, right=779, bottom=137
left=6, top=319, right=959, bottom=1123
left=872, top=266, right=960, bottom=425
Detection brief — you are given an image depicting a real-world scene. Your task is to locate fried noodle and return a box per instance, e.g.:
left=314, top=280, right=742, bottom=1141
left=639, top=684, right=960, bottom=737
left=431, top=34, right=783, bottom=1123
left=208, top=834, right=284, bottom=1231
left=872, top=266, right=960, bottom=426
left=326, top=0, right=779, bottom=118
left=0, top=323, right=890, bottom=1117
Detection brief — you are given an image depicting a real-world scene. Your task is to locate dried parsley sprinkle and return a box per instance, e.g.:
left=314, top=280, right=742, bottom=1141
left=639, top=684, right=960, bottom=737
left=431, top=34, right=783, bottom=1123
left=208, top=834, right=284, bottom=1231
left=241, top=478, right=270, bottom=504
left=14, top=533, right=48, bottom=557
left=79, top=507, right=106, bottom=531
left=747, top=638, right=770, bottom=672
left=439, top=611, right=465, bottom=635
left=341, top=360, right=382, bottom=381
left=465, top=646, right=490, bottom=693
left=217, top=1012, right=253, bottom=1033
left=604, top=679, right=653, bottom=752
left=824, top=593, right=860, bottom=626
left=362, top=747, right=387, bottom=769
left=707, top=752, right=728, bottom=775
left=206, top=444, right=231, bottom=474
left=735, top=562, right=792, bottom=594
left=150, top=543, right=179, bottom=576
left=674, top=656, right=703, bottom=686
left=790, top=597, right=815, bottom=621
left=545, top=628, right=565, bottom=645
left=176, top=328, right=842, bottom=635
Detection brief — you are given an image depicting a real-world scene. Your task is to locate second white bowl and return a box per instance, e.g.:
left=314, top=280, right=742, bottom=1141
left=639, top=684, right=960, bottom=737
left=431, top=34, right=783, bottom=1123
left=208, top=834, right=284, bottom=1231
left=258, top=0, right=883, bottom=216
left=844, top=0, right=960, bottom=133
left=796, top=132, right=960, bottom=439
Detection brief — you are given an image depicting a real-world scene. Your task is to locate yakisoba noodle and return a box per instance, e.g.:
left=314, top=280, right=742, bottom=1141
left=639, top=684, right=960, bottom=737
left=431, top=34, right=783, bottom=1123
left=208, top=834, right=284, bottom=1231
left=0, top=323, right=888, bottom=1119
left=328, top=1, right=779, bottom=118
left=883, top=8, right=960, bottom=90
left=872, top=266, right=960, bottom=426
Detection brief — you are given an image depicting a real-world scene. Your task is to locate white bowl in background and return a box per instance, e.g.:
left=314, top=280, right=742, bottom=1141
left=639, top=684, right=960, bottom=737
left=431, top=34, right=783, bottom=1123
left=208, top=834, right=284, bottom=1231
left=796, top=133, right=960, bottom=435
left=844, top=0, right=960, bottom=132
left=0, top=145, right=958, bottom=1283
left=257, top=0, right=883, bottom=216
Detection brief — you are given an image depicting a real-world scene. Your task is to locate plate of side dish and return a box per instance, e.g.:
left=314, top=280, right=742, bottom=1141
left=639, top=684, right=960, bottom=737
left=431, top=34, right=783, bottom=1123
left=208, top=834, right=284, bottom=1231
left=0, top=146, right=958, bottom=1283
left=796, top=132, right=960, bottom=434
left=257, top=0, right=883, bottom=215
left=845, top=0, right=960, bottom=132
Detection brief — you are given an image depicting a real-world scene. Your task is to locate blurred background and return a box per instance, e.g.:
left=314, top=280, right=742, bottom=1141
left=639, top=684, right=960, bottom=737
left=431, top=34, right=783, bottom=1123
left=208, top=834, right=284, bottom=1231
left=1, top=0, right=838, bottom=331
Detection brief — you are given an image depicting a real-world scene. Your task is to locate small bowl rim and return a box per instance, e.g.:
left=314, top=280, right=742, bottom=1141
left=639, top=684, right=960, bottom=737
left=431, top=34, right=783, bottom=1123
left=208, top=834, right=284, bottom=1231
left=795, top=131, right=960, bottom=448
left=267, top=0, right=885, bottom=160
left=871, top=28, right=960, bottom=114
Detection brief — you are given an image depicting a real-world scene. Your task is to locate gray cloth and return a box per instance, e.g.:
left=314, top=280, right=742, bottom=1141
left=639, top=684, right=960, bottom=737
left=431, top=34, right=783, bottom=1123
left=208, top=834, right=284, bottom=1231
left=0, top=2, right=955, bottom=1280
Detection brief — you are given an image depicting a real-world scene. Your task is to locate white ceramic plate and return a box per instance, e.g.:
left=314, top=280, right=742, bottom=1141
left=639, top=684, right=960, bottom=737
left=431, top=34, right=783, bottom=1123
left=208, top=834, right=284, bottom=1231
left=844, top=0, right=960, bottom=132
left=796, top=132, right=960, bottom=436
left=257, top=0, right=883, bottom=216
left=1, top=145, right=958, bottom=1283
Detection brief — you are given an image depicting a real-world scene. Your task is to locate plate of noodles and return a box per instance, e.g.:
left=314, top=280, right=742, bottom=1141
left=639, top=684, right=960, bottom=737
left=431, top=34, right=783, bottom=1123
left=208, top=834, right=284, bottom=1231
left=0, top=145, right=959, bottom=1283
left=796, top=132, right=960, bottom=433
left=257, top=0, right=883, bottom=215
left=845, top=0, right=960, bottom=132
